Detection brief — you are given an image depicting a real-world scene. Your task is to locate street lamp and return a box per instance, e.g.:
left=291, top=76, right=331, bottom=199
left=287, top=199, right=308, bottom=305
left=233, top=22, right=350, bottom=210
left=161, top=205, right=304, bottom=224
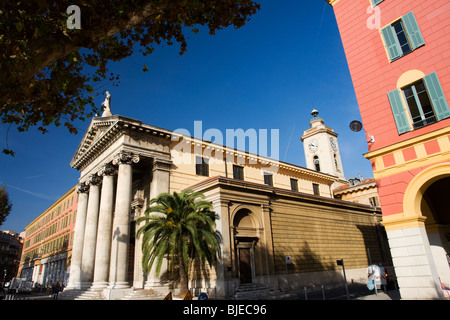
left=349, top=120, right=375, bottom=143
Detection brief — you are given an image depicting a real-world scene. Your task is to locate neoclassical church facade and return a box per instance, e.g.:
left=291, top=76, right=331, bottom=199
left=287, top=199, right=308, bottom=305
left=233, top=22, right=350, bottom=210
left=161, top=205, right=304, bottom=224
left=64, top=105, right=388, bottom=299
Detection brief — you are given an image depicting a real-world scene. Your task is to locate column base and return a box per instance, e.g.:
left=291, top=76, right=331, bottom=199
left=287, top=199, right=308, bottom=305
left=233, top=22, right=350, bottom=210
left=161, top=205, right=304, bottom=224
left=91, top=281, right=109, bottom=289
left=79, top=282, right=93, bottom=290
left=65, top=283, right=82, bottom=290
left=108, top=281, right=130, bottom=290
left=144, top=280, right=169, bottom=291
left=67, top=282, right=90, bottom=290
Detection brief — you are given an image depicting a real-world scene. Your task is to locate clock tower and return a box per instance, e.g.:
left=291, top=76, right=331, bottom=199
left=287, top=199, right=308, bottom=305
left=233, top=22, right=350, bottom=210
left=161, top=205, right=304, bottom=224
left=301, top=109, right=346, bottom=182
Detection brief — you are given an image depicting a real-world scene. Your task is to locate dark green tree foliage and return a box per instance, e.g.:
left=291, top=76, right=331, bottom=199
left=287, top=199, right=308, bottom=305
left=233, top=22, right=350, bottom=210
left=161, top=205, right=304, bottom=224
left=0, top=184, right=13, bottom=226
left=0, top=0, right=260, bottom=154
left=137, top=190, right=221, bottom=295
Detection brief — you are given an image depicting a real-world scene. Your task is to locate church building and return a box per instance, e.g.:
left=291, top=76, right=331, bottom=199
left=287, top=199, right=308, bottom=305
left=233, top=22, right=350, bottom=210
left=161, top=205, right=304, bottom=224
left=62, top=102, right=388, bottom=299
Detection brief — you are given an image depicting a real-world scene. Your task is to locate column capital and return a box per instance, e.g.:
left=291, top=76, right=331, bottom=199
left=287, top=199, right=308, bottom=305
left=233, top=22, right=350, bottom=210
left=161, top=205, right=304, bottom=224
left=152, top=158, right=172, bottom=172
left=112, top=151, right=140, bottom=165
left=98, top=163, right=117, bottom=177
left=87, top=174, right=102, bottom=186
left=77, top=182, right=90, bottom=194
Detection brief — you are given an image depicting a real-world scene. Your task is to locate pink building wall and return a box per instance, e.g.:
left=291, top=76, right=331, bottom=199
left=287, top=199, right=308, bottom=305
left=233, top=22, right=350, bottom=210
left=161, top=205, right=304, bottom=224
left=331, top=0, right=450, bottom=217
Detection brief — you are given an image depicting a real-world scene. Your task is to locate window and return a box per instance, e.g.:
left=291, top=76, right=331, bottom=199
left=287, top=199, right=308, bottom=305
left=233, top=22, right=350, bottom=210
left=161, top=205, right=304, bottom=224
left=381, top=11, right=424, bottom=62
left=313, top=156, right=320, bottom=172
left=334, top=154, right=339, bottom=171
left=290, top=178, right=298, bottom=192
left=402, top=80, right=436, bottom=129
left=233, top=165, right=244, bottom=180
left=369, top=196, right=379, bottom=207
left=392, top=20, right=412, bottom=56
left=264, top=173, right=273, bottom=187
left=312, top=183, right=320, bottom=196
left=388, top=72, right=450, bottom=134
left=195, top=156, right=209, bottom=177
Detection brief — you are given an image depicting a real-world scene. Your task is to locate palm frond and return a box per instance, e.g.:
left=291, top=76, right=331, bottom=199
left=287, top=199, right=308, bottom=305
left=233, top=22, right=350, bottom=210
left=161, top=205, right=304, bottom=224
left=137, top=189, right=221, bottom=288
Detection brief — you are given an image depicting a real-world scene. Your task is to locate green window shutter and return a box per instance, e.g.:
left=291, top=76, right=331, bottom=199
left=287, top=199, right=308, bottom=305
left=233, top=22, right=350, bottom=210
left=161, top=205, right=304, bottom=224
left=423, top=72, right=450, bottom=121
left=388, top=89, right=411, bottom=134
left=402, top=11, right=425, bottom=50
left=371, top=0, right=384, bottom=6
left=381, top=25, right=401, bottom=62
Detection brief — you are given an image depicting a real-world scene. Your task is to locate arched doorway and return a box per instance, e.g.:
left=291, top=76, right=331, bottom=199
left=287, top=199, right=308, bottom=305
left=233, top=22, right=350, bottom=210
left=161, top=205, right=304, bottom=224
left=403, top=162, right=450, bottom=298
left=421, top=176, right=450, bottom=287
left=232, top=208, right=259, bottom=284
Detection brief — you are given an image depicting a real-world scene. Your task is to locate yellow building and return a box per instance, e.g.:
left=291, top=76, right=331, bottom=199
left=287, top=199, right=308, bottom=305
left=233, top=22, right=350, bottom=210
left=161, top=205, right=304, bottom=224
left=19, top=186, right=78, bottom=287
left=334, top=178, right=380, bottom=208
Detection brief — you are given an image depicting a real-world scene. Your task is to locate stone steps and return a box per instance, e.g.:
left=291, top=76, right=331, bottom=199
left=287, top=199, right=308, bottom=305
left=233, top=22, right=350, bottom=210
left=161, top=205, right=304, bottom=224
left=75, top=289, right=106, bottom=300
left=59, top=288, right=106, bottom=300
left=59, top=289, right=83, bottom=300
left=121, top=288, right=168, bottom=300
left=234, top=283, right=272, bottom=300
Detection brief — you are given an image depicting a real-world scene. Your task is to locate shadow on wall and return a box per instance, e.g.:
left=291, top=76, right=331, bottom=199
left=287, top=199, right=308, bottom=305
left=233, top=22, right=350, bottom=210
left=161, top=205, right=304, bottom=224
left=357, top=224, right=394, bottom=266
left=274, top=241, right=344, bottom=291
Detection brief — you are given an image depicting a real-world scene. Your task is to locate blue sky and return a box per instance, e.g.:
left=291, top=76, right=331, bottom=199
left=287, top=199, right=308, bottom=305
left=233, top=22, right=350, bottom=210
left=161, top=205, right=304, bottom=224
left=0, top=1, right=373, bottom=233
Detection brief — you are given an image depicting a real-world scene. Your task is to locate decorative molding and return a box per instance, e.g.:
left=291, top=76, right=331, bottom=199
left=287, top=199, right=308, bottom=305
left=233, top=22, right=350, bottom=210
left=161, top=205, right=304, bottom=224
left=71, top=116, right=172, bottom=171
left=112, top=151, right=140, bottom=166
left=152, top=158, right=172, bottom=172
left=382, top=213, right=427, bottom=231
left=87, top=174, right=102, bottom=186
left=77, top=182, right=90, bottom=194
left=98, top=163, right=117, bottom=176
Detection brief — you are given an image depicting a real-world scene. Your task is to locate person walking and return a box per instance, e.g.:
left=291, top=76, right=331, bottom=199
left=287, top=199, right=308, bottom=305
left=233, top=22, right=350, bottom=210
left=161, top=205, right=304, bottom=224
left=52, top=282, right=60, bottom=300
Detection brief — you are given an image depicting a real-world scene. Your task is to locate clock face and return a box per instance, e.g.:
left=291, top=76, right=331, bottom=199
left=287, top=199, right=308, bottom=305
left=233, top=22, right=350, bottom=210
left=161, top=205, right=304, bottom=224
left=308, top=139, right=318, bottom=152
left=330, top=138, right=337, bottom=150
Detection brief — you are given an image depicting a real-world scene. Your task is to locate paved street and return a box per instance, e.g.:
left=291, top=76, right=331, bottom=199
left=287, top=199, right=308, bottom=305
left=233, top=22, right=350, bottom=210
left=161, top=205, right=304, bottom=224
left=300, top=283, right=400, bottom=300
left=1, top=283, right=401, bottom=301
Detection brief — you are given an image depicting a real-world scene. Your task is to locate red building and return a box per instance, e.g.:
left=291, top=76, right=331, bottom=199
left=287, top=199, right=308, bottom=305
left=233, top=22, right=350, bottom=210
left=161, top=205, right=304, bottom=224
left=326, top=0, right=450, bottom=299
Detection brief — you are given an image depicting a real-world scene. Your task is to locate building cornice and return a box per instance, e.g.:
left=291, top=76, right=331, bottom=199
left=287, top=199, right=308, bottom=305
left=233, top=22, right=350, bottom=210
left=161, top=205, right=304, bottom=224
left=333, top=180, right=377, bottom=195
left=174, top=133, right=339, bottom=183
left=301, top=126, right=338, bottom=141
left=72, top=115, right=340, bottom=184
left=364, top=126, right=450, bottom=160
left=70, top=115, right=172, bottom=171
left=324, top=0, right=342, bottom=6
left=24, top=185, right=77, bottom=231
left=189, top=176, right=379, bottom=214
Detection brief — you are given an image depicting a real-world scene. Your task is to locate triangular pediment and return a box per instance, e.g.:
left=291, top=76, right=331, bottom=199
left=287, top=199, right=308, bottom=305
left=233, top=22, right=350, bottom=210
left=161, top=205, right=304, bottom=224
left=70, top=116, right=120, bottom=169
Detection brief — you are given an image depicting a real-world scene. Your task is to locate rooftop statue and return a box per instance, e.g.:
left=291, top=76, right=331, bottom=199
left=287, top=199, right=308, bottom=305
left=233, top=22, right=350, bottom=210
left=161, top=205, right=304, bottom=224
left=101, top=91, right=112, bottom=117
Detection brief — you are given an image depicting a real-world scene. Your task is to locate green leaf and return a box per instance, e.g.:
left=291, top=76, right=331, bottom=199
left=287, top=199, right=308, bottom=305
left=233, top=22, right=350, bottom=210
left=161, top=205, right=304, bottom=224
left=3, top=149, right=15, bottom=157
left=16, top=22, right=24, bottom=32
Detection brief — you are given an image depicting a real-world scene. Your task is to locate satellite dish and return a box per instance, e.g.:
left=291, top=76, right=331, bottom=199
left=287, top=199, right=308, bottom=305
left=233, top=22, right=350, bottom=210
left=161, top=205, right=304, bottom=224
left=349, top=120, right=363, bottom=132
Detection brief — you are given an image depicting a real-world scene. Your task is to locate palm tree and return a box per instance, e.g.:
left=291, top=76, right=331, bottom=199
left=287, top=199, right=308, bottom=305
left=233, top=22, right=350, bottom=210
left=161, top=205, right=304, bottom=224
left=137, top=189, right=221, bottom=295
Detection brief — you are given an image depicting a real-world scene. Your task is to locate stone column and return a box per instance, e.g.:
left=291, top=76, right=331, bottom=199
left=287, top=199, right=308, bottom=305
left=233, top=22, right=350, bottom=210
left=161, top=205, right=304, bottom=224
left=67, top=182, right=89, bottom=289
left=80, top=174, right=102, bottom=288
left=212, top=199, right=232, bottom=298
left=92, top=163, right=116, bottom=289
left=108, top=151, right=139, bottom=289
left=144, top=158, right=171, bottom=289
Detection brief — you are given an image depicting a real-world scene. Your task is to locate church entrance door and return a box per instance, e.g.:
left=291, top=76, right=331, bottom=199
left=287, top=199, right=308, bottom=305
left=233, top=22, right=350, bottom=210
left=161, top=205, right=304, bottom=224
left=239, top=248, right=252, bottom=284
